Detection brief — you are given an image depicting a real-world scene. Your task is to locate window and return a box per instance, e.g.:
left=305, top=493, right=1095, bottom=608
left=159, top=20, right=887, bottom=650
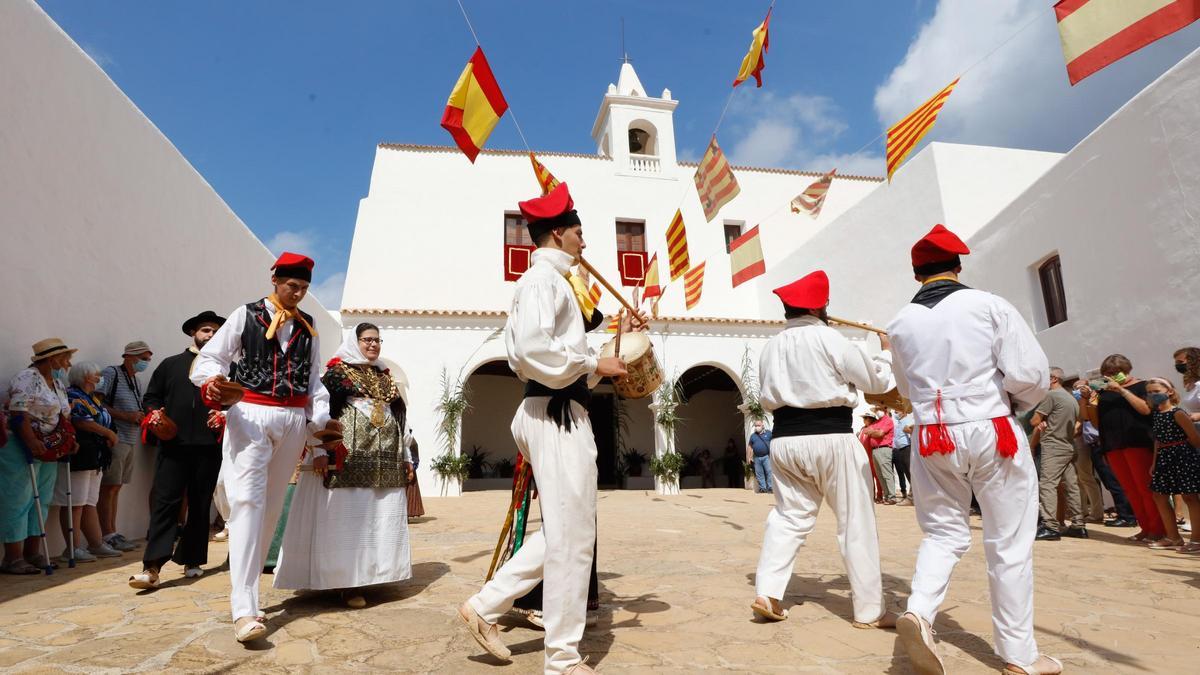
left=724, top=222, right=744, bottom=252
left=503, top=212, right=534, bottom=281
left=1038, top=255, right=1067, bottom=327
left=615, top=219, right=647, bottom=286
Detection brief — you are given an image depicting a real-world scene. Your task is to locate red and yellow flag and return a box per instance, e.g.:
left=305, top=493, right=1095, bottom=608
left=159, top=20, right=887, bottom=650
left=684, top=261, right=706, bottom=310
left=665, top=210, right=690, bottom=280
left=729, top=225, right=766, bottom=288
left=885, top=78, right=959, bottom=181
left=605, top=314, right=620, bottom=333
left=588, top=281, right=601, bottom=307
left=529, top=152, right=561, bottom=195
left=1055, top=0, right=1200, bottom=85
left=694, top=137, right=741, bottom=221
left=790, top=170, right=836, bottom=218
left=733, top=9, right=771, bottom=88
left=441, top=47, right=508, bottom=163
left=643, top=253, right=662, bottom=299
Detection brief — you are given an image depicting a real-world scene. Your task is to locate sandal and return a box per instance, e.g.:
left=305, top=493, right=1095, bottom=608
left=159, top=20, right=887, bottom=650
left=128, top=567, right=160, bottom=590
left=1003, top=654, right=1063, bottom=674
left=750, top=597, right=788, bottom=622
left=1176, top=542, right=1200, bottom=554
left=852, top=610, right=898, bottom=630
left=1, top=559, right=41, bottom=575
left=234, top=616, right=267, bottom=643
left=1147, top=538, right=1184, bottom=550
left=1126, top=531, right=1152, bottom=542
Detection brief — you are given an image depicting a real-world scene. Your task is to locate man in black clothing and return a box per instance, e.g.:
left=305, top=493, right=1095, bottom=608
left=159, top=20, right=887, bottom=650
left=129, top=311, right=226, bottom=589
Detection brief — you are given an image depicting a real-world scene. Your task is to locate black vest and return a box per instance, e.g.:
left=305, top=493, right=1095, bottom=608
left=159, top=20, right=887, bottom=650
left=235, top=300, right=314, bottom=398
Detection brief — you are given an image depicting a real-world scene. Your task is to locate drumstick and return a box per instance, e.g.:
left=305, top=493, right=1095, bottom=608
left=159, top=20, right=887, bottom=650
left=827, top=315, right=887, bottom=336
left=614, top=310, right=624, bottom=357
left=578, top=257, right=639, bottom=315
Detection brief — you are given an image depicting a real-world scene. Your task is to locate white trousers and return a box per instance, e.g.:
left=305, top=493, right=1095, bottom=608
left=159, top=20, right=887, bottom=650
left=213, top=478, right=230, bottom=520
left=469, top=398, right=597, bottom=675
left=754, top=433, right=884, bottom=624
left=221, top=401, right=308, bottom=621
left=908, top=417, right=1040, bottom=669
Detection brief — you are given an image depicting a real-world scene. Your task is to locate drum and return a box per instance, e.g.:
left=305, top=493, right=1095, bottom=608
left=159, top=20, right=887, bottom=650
left=864, top=388, right=911, bottom=414
left=203, top=380, right=244, bottom=408
left=599, top=331, right=663, bottom=399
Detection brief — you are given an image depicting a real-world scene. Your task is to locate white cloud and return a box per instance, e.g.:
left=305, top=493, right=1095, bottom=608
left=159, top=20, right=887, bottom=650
left=80, top=42, right=115, bottom=68
left=725, top=90, right=881, bottom=175
left=309, top=272, right=346, bottom=310
left=266, top=230, right=316, bottom=256
left=875, top=0, right=1200, bottom=153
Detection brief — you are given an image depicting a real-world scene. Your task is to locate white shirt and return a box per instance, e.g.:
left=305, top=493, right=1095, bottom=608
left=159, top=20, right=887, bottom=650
left=505, top=248, right=599, bottom=389
left=1181, top=382, right=1200, bottom=414
left=759, top=315, right=894, bottom=411
left=190, top=298, right=331, bottom=428
left=886, top=287, right=1048, bottom=426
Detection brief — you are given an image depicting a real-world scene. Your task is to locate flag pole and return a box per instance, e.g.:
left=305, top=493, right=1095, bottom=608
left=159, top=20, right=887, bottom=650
left=578, top=257, right=640, bottom=315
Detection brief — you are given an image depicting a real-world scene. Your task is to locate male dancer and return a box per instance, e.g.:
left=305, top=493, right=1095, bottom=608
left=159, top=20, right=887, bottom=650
left=458, top=183, right=639, bottom=674
left=751, top=270, right=897, bottom=629
left=129, top=310, right=226, bottom=589
left=191, top=253, right=334, bottom=643
left=887, top=225, right=1059, bottom=675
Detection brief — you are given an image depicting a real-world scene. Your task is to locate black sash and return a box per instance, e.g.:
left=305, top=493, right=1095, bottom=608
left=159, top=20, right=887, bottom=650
left=910, top=280, right=970, bottom=308
left=772, top=406, right=853, bottom=438
left=524, top=376, right=590, bottom=432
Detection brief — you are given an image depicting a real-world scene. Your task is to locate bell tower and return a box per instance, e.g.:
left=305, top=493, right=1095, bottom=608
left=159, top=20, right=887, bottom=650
left=591, top=60, right=679, bottom=177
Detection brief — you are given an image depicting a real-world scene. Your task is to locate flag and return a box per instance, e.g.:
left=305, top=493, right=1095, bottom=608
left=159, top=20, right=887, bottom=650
left=684, top=261, right=706, bottom=310
left=665, top=210, right=690, bottom=280
left=643, top=253, right=662, bottom=299
left=729, top=225, right=766, bottom=288
left=529, top=152, right=561, bottom=195
left=588, top=281, right=601, bottom=307
left=441, top=47, right=508, bottom=163
left=885, top=78, right=959, bottom=181
left=694, top=137, right=741, bottom=221
left=732, top=8, right=772, bottom=88
left=605, top=314, right=620, bottom=333
left=790, top=170, right=837, bottom=218
left=1055, top=0, right=1200, bottom=85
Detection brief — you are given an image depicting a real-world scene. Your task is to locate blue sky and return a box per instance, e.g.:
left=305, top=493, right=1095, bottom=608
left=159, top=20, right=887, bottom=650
left=38, top=1, right=1200, bottom=307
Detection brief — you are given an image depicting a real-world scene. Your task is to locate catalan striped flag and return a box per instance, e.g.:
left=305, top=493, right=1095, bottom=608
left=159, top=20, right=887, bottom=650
left=605, top=314, right=620, bottom=333
left=732, top=8, right=771, bottom=88
left=729, top=225, right=766, bottom=288
left=665, top=210, right=690, bottom=280
left=529, top=152, right=561, bottom=195
left=643, top=253, right=662, bottom=299
left=694, top=137, right=740, bottom=221
left=790, top=170, right=837, bottom=218
left=684, top=261, right=706, bottom=310
left=885, top=78, right=959, bottom=181
left=1055, top=0, right=1200, bottom=85
left=441, top=47, right=509, bottom=163
left=588, top=282, right=601, bottom=306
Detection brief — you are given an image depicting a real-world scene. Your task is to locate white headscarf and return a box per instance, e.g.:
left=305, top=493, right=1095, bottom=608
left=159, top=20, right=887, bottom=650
left=333, top=326, right=377, bottom=368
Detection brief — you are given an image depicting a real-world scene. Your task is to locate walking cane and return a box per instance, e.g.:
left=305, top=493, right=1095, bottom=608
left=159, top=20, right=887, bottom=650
left=64, top=453, right=75, bottom=568
left=18, top=434, right=54, bottom=575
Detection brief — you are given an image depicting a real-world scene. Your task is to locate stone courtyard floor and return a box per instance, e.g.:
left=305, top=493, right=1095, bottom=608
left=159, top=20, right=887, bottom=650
left=1, top=489, right=1198, bottom=674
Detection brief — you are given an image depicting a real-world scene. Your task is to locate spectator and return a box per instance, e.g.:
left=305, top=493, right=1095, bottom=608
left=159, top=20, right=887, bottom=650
left=2, top=338, right=76, bottom=575
left=858, top=412, right=883, bottom=502
left=747, top=419, right=773, bottom=493
left=1032, top=367, right=1086, bottom=541
left=1072, top=414, right=1106, bottom=524
left=52, top=362, right=121, bottom=563
left=1081, top=420, right=1137, bottom=526
left=97, top=341, right=153, bottom=552
left=1144, top=378, right=1200, bottom=553
left=861, top=408, right=896, bottom=504
left=699, top=449, right=716, bottom=488
left=892, top=410, right=913, bottom=504
left=722, top=438, right=742, bottom=488
left=1076, top=354, right=1164, bottom=543
left=1174, top=347, right=1200, bottom=421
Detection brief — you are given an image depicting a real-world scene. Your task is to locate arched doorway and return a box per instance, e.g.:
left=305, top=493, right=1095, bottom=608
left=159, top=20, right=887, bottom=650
left=674, top=365, right=745, bottom=489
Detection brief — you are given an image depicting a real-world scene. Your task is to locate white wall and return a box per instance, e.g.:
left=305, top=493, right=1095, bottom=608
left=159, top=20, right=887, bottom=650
left=0, top=0, right=340, bottom=544
left=968, top=45, right=1200, bottom=384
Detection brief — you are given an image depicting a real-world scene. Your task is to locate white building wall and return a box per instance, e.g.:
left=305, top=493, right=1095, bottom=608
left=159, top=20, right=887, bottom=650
left=0, top=0, right=340, bottom=543
left=968, top=45, right=1200, bottom=384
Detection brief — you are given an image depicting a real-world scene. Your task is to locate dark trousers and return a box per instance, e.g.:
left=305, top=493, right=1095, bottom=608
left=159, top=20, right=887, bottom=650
left=892, top=445, right=911, bottom=496
left=1092, top=446, right=1136, bottom=521
left=143, top=443, right=222, bottom=569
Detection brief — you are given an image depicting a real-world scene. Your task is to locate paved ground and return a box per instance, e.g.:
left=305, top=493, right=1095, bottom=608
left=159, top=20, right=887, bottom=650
left=1, top=489, right=1198, bottom=674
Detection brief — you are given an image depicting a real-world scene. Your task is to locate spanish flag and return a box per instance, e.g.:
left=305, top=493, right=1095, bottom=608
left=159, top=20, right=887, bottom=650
left=733, top=9, right=771, bottom=88
left=643, top=253, right=662, bottom=299
left=441, top=47, right=509, bottom=163
left=1055, top=0, right=1200, bottom=85
left=729, top=225, right=766, bottom=288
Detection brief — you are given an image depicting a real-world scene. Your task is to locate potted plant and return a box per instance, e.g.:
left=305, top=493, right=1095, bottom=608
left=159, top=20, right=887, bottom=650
left=620, top=448, right=648, bottom=477
left=493, top=457, right=515, bottom=479
left=431, top=452, right=471, bottom=484
left=465, top=445, right=491, bottom=479
left=652, top=375, right=685, bottom=494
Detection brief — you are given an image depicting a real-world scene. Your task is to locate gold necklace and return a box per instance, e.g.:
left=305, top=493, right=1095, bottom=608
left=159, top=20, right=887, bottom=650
left=342, top=365, right=398, bottom=428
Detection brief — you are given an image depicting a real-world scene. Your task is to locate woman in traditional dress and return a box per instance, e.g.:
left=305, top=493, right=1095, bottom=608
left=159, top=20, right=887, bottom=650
left=274, top=323, right=414, bottom=607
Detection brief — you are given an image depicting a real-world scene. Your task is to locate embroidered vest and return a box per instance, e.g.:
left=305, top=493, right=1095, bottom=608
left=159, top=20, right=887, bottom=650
left=235, top=300, right=314, bottom=399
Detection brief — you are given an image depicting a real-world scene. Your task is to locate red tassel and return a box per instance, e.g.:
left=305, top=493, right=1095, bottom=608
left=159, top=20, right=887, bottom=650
left=918, top=390, right=956, bottom=456
left=992, top=417, right=1018, bottom=458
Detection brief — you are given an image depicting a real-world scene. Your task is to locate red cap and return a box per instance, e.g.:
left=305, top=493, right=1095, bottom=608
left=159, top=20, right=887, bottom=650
left=271, top=252, right=315, bottom=281
left=518, top=182, right=574, bottom=224
left=772, top=270, right=829, bottom=310
left=911, top=224, right=970, bottom=269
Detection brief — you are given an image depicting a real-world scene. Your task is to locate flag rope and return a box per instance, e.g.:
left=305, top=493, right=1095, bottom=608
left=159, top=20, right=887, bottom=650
left=454, top=0, right=533, bottom=153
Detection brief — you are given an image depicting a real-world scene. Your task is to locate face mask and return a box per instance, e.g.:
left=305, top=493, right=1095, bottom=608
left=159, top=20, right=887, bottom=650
left=1072, top=390, right=1082, bottom=400
left=51, top=368, right=68, bottom=382
left=133, top=360, right=149, bottom=373
left=1148, top=393, right=1170, bottom=407
left=1176, top=363, right=1189, bottom=374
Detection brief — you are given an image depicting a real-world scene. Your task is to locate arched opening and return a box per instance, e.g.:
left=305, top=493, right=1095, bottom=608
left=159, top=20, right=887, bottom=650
left=627, top=120, right=657, bottom=156
left=673, top=364, right=745, bottom=489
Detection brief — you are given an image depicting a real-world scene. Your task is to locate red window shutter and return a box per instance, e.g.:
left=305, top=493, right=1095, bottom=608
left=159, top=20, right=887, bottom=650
left=505, top=244, right=534, bottom=281
left=617, top=250, right=648, bottom=287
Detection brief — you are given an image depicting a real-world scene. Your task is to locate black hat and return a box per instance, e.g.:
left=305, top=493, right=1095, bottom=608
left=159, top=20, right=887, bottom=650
left=182, top=310, right=226, bottom=336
